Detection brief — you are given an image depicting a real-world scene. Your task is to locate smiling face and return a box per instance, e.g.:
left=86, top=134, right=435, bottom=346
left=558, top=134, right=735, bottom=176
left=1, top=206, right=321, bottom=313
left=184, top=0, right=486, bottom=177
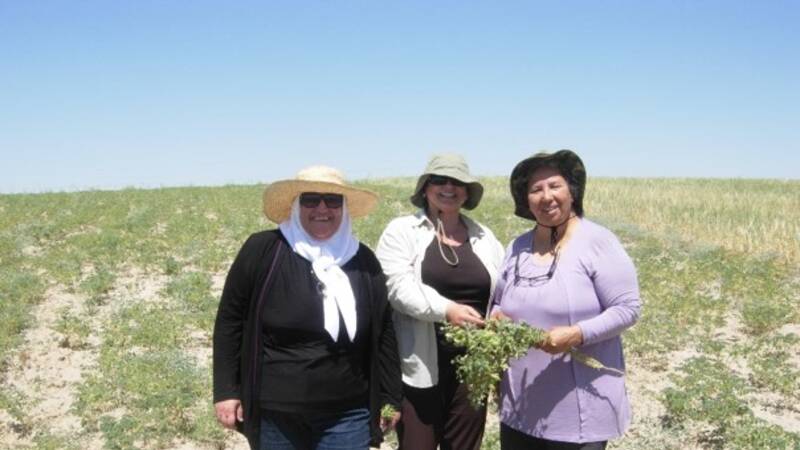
left=423, top=176, right=468, bottom=216
left=527, top=166, right=574, bottom=227
left=298, top=193, right=344, bottom=240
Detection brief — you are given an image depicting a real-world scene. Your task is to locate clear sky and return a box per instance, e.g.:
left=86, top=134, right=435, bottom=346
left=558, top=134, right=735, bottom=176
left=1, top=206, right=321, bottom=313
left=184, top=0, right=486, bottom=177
left=2, top=1, right=798, bottom=193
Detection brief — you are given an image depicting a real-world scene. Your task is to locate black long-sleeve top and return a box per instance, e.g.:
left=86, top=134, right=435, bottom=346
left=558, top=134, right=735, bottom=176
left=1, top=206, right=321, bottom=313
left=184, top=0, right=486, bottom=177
left=259, top=247, right=370, bottom=413
left=213, top=230, right=402, bottom=448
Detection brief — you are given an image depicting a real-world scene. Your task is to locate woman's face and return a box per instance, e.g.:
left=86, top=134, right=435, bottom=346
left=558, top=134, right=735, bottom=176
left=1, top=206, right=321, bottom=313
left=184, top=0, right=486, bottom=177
left=298, top=192, right=344, bottom=240
left=527, top=167, right=574, bottom=227
left=424, top=175, right=468, bottom=216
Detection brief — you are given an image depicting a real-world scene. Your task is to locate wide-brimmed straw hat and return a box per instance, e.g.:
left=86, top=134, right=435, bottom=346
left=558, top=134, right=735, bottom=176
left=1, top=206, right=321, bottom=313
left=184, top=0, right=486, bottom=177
left=510, top=149, right=587, bottom=221
left=410, top=153, right=484, bottom=210
left=263, top=166, right=378, bottom=223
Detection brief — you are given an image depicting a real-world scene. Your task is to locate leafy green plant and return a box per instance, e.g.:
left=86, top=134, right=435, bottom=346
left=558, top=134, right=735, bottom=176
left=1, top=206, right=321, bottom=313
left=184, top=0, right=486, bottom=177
left=445, top=319, right=621, bottom=407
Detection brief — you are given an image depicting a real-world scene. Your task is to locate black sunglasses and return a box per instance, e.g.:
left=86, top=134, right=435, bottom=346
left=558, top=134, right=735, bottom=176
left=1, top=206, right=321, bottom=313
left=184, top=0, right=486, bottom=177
left=428, top=175, right=467, bottom=187
left=514, top=246, right=559, bottom=287
left=299, top=192, right=344, bottom=209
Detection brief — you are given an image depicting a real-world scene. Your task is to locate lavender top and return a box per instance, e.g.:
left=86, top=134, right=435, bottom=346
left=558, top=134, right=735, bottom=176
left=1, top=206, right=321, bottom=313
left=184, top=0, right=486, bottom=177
left=492, top=219, right=641, bottom=443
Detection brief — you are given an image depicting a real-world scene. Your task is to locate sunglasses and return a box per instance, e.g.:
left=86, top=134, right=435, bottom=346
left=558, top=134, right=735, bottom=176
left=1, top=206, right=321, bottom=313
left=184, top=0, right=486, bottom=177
left=299, top=192, right=344, bottom=209
left=514, top=246, right=559, bottom=287
left=428, top=175, right=467, bottom=187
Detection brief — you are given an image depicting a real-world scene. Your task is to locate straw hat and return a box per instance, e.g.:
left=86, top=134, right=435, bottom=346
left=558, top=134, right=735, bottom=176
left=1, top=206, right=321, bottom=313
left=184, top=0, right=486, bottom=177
left=263, top=166, right=378, bottom=223
left=509, top=149, right=586, bottom=221
left=410, top=153, right=484, bottom=210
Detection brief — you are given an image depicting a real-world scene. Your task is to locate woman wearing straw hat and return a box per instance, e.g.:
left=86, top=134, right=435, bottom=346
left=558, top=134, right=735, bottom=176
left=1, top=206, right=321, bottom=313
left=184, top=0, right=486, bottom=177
left=376, top=154, right=505, bottom=450
left=213, top=166, right=402, bottom=450
left=490, top=150, right=640, bottom=450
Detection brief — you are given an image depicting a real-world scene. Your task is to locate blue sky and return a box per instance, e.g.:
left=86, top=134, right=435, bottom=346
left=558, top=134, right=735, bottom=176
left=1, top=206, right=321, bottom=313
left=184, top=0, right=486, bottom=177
left=2, top=1, right=798, bottom=193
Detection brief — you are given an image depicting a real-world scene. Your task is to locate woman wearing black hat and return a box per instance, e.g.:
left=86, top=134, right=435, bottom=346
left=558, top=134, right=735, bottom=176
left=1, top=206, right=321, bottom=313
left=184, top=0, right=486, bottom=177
left=376, top=153, right=505, bottom=450
left=491, top=150, right=641, bottom=450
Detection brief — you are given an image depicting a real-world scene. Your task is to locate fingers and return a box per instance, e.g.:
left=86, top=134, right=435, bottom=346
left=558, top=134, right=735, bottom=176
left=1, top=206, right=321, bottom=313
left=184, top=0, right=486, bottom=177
left=463, top=306, right=484, bottom=325
left=215, top=399, right=242, bottom=430
left=542, top=326, right=581, bottom=354
left=381, top=412, right=402, bottom=432
left=490, top=309, right=509, bottom=321
left=448, top=304, right=484, bottom=327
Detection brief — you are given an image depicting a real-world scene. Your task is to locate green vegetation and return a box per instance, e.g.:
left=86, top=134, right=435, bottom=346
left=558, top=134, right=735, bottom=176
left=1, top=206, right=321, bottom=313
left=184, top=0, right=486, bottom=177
left=1, top=177, right=798, bottom=449
left=444, top=319, right=621, bottom=407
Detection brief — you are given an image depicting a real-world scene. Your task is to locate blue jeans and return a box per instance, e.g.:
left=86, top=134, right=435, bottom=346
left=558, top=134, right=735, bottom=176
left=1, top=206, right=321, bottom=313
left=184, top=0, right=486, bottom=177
left=260, top=407, right=371, bottom=450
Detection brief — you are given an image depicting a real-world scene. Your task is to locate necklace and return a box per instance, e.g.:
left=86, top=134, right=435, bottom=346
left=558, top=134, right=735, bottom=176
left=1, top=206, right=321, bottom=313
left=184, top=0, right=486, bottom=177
left=435, top=217, right=460, bottom=267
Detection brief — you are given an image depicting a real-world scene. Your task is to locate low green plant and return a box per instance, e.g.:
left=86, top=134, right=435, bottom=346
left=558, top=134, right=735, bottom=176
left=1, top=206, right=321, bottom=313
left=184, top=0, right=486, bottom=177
left=735, top=333, right=800, bottom=400
left=80, top=266, right=116, bottom=306
left=55, top=308, right=91, bottom=350
left=445, top=319, right=621, bottom=407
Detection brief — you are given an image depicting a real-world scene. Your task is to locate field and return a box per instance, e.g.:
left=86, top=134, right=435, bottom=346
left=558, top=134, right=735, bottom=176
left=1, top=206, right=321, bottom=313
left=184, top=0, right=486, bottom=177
left=1, top=177, right=799, bottom=449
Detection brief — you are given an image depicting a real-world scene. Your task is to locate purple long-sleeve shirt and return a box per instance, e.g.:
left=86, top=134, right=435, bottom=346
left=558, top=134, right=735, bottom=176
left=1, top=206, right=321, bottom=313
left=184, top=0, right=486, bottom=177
left=492, top=219, right=641, bottom=443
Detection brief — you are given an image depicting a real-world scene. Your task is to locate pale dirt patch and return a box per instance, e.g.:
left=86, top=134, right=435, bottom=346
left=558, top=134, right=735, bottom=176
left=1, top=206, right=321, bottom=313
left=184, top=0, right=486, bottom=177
left=63, top=224, right=102, bottom=239
left=104, top=266, right=172, bottom=316
left=22, top=244, right=42, bottom=257
left=609, top=353, right=681, bottom=449
left=218, top=430, right=250, bottom=450
left=211, top=272, right=227, bottom=296
left=185, top=328, right=212, bottom=369
left=151, top=222, right=168, bottom=235
left=697, top=278, right=723, bottom=302
left=1, top=286, right=101, bottom=448
left=0, top=266, right=173, bottom=449
left=0, top=408, right=31, bottom=449
left=714, top=313, right=753, bottom=379
left=749, top=391, right=800, bottom=433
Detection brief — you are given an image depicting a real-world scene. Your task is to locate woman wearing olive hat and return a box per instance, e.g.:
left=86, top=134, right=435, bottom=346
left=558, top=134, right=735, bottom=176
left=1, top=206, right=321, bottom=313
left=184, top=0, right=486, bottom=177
left=490, top=150, right=641, bottom=450
left=213, top=166, right=402, bottom=450
left=376, top=154, right=505, bottom=450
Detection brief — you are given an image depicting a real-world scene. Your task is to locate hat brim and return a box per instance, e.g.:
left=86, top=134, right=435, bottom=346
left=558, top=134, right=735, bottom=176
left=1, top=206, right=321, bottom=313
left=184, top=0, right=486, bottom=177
left=410, top=172, right=484, bottom=210
left=263, top=180, right=378, bottom=223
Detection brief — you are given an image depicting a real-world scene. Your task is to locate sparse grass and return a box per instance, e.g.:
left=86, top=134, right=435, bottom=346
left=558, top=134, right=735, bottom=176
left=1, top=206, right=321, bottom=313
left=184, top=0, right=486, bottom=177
left=1, top=177, right=799, bottom=449
left=55, top=308, right=91, bottom=350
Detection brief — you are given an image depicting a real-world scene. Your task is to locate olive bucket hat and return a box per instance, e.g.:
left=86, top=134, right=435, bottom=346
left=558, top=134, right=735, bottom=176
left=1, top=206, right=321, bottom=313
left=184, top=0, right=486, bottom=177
left=510, top=149, right=587, bottom=221
left=410, top=153, right=484, bottom=210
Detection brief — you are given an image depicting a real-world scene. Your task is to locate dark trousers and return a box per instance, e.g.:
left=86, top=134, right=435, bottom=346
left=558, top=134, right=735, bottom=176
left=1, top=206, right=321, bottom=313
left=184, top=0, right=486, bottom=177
left=397, top=367, right=486, bottom=450
left=500, top=423, right=607, bottom=450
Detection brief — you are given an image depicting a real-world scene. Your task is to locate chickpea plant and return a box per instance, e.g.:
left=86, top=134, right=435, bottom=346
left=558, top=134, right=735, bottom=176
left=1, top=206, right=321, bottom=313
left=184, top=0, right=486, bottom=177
left=445, top=319, right=623, bottom=407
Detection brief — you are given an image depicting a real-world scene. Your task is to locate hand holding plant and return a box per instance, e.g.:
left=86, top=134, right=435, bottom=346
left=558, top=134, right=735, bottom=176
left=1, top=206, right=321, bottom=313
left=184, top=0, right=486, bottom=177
left=444, top=319, right=623, bottom=407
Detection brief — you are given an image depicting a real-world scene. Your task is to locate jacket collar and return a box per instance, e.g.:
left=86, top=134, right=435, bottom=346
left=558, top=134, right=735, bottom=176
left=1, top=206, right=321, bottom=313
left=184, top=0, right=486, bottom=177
left=412, top=209, right=485, bottom=238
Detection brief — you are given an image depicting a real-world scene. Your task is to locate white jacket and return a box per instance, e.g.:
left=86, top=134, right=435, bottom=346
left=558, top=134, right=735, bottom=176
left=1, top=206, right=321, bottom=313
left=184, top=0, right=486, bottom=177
left=375, top=210, right=505, bottom=387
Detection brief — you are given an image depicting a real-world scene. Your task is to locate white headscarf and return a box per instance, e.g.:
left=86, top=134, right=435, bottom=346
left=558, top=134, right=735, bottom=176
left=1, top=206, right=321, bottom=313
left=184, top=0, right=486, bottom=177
left=279, top=197, right=359, bottom=342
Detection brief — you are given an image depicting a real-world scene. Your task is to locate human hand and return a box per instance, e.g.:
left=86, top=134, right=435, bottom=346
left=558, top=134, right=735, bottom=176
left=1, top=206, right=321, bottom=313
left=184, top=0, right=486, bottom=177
left=380, top=411, right=401, bottom=433
left=214, top=399, right=243, bottom=429
left=489, top=309, right=509, bottom=321
left=446, top=302, right=485, bottom=327
left=541, top=325, right=583, bottom=354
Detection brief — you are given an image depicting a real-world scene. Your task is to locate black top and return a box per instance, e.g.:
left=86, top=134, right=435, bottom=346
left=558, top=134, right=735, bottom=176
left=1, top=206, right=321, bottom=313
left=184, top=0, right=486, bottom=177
left=212, top=230, right=402, bottom=448
left=421, top=238, right=491, bottom=358
left=259, top=249, right=370, bottom=412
